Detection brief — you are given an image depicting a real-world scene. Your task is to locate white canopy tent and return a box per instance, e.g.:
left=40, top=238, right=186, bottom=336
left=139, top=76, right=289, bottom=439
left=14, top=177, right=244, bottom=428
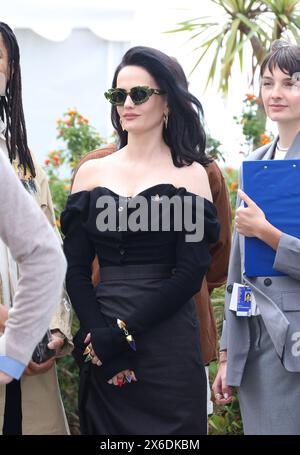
left=1, top=0, right=138, bottom=162
left=1, top=0, right=256, bottom=167
left=15, top=27, right=129, bottom=160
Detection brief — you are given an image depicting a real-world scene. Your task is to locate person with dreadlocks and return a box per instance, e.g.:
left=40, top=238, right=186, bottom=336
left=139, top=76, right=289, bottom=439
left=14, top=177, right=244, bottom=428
left=0, top=22, right=72, bottom=435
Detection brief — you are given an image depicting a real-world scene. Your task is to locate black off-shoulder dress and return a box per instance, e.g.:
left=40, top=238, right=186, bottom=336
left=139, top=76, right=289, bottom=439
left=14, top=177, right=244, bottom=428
left=61, top=184, right=219, bottom=435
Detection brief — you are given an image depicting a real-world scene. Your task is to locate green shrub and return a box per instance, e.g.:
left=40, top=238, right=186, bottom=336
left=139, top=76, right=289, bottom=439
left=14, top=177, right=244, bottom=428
left=44, top=109, right=104, bottom=224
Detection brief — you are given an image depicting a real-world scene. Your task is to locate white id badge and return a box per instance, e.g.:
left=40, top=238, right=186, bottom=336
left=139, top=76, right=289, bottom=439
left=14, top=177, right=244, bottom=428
left=229, top=283, right=257, bottom=317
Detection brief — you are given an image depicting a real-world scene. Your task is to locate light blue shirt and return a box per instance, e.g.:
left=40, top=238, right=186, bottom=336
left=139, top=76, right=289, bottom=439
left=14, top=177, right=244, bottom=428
left=0, top=356, right=25, bottom=380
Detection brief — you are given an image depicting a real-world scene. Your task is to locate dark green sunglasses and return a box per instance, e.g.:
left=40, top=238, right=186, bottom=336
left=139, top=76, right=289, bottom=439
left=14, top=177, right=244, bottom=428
left=104, top=86, right=165, bottom=106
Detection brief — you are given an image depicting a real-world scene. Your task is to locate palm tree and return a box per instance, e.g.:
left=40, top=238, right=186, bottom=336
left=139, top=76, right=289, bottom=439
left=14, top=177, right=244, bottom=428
left=168, top=0, right=300, bottom=94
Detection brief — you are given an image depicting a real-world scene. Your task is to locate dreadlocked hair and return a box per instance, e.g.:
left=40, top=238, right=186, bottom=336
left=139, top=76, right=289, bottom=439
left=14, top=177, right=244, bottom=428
left=0, top=22, right=35, bottom=177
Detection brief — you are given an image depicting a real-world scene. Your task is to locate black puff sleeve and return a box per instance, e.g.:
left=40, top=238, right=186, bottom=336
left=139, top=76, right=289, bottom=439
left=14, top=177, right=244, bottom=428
left=61, top=191, right=133, bottom=378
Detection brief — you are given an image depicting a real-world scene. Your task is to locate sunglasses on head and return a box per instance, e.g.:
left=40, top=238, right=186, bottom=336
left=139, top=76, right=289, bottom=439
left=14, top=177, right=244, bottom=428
left=104, top=86, right=165, bottom=106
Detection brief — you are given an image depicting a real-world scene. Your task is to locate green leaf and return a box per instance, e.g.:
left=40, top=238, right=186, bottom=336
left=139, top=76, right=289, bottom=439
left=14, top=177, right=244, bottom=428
left=206, top=36, right=224, bottom=88
left=236, top=13, right=269, bottom=40
left=190, top=31, right=225, bottom=74
left=224, top=18, right=240, bottom=64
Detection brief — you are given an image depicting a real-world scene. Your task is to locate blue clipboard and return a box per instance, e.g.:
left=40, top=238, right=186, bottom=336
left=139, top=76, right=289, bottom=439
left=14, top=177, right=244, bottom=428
left=242, top=159, right=300, bottom=277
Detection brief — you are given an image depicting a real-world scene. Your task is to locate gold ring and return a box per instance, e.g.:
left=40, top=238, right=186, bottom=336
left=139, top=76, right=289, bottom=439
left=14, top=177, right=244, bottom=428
left=83, top=346, right=91, bottom=356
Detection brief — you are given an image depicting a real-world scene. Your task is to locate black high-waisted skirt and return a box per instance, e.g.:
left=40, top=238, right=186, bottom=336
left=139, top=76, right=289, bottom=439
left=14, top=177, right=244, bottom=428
left=78, top=264, right=207, bottom=435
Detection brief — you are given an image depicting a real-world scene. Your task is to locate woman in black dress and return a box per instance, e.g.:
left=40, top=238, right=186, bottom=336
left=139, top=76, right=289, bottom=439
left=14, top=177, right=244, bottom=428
left=61, top=46, right=219, bottom=435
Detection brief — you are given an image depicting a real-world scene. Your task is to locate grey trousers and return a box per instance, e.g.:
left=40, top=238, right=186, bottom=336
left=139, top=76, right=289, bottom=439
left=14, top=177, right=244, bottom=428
left=238, top=316, right=300, bottom=435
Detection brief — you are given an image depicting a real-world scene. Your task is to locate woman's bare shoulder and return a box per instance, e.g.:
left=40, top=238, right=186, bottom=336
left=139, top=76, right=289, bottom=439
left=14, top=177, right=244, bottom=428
left=177, top=162, right=212, bottom=201
left=71, top=154, right=116, bottom=194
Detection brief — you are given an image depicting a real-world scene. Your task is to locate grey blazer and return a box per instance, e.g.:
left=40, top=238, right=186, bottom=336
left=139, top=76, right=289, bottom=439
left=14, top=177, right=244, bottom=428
left=220, top=132, right=300, bottom=386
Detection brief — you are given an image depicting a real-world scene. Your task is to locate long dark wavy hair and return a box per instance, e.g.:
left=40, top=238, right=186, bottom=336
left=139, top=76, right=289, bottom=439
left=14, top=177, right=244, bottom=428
left=260, top=39, right=300, bottom=78
left=0, top=22, right=35, bottom=176
left=110, top=46, right=211, bottom=167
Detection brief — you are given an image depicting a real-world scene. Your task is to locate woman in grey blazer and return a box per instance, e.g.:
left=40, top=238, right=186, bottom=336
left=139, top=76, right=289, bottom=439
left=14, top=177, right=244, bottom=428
left=213, top=40, right=300, bottom=435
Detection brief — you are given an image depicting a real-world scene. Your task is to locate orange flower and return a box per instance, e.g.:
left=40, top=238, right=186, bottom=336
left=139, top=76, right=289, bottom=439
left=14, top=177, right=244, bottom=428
left=55, top=219, right=61, bottom=228
left=231, top=182, right=238, bottom=191
left=64, top=184, right=71, bottom=190
left=52, top=155, right=60, bottom=167
left=65, top=120, right=72, bottom=127
left=44, top=159, right=50, bottom=166
left=68, top=109, right=76, bottom=116
left=49, top=151, right=60, bottom=159
left=245, top=93, right=256, bottom=101
left=260, top=133, right=271, bottom=145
